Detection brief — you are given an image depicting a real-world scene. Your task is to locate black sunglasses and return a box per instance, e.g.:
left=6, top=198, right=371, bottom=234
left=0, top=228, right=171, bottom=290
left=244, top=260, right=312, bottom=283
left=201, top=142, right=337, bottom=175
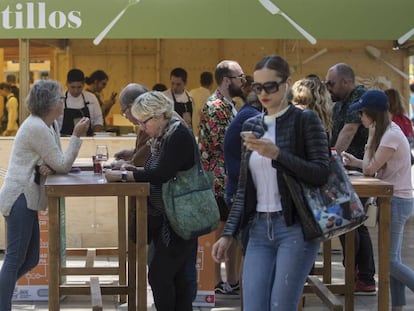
left=324, top=80, right=336, bottom=88
left=227, top=73, right=247, bottom=82
left=251, top=79, right=287, bottom=95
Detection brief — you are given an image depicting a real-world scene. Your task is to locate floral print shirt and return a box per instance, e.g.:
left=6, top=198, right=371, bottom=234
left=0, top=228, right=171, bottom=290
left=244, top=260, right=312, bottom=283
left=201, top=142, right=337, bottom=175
left=198, top=89, right=236, bottom=197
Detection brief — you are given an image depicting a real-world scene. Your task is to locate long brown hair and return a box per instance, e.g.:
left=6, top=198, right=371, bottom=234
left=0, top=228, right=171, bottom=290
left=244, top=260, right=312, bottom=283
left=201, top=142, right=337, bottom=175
left=384, top=88, right=406, bottom=116
left=362, top=108, right=391, bottom=157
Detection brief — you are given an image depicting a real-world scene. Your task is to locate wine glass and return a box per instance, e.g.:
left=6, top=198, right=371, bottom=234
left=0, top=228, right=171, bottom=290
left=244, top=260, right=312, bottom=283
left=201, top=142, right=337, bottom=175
left=95, top=145, right=109, bottom=183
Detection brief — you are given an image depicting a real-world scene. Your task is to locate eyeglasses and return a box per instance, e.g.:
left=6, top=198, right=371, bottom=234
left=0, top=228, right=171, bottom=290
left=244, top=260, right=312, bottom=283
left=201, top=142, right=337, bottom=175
left=228, top=73, right=247, bottom=82
left=136, top=116, right=153, bottom=127
left=324, top=80, right=336, bottom=88
left=121, top=104, right=132, bottom=118
left=251, top=79, right=287, bottom=95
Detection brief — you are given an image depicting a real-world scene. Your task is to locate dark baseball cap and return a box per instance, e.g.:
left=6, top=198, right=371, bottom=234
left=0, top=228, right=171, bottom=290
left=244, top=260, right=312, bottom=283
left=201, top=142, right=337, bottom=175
left=349, top=90, right=389, bottom=111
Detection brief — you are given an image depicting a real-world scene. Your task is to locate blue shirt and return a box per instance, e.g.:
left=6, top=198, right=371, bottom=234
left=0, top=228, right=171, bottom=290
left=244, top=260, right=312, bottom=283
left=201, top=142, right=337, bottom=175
left=224, top=104, right=261, bottom=202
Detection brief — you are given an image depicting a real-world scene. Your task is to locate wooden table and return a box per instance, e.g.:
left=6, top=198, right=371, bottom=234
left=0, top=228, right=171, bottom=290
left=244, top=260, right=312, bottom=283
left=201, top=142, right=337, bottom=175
left=351, top=176, right=393, bottom=311
left=307, top=176, right=393, bottom=311
left=45, top=172, right=149, bottom=311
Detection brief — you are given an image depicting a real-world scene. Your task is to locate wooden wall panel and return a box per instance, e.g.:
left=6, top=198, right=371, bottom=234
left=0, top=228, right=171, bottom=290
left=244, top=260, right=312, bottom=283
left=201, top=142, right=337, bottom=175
left=159, top=39, right=218, bottom=90
left=131, top=54, right=157, bottom=90
left=1, top=38, right=410, bottom=122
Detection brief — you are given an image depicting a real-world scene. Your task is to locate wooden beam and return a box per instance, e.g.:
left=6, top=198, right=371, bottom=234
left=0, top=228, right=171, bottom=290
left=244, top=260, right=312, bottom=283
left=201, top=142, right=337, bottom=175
left=89, top=277, right=103, bottom=311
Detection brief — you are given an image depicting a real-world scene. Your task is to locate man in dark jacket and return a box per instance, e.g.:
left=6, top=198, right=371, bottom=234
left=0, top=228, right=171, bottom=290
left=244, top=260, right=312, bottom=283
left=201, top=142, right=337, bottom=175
left=326, top=63, right=376, bottom=295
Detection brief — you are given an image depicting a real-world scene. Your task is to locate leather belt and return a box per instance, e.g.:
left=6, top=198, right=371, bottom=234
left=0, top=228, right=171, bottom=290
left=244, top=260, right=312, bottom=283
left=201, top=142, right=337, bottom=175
left=257, top=211, right=283, bottom=218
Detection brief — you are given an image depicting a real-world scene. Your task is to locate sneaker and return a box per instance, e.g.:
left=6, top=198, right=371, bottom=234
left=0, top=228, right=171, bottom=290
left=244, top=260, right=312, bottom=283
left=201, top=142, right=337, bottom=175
left=354, top=280, right=376, bottom=296
left=214, top=281, right=239, bottom=297
left=229, top=281, right=240, bottom=291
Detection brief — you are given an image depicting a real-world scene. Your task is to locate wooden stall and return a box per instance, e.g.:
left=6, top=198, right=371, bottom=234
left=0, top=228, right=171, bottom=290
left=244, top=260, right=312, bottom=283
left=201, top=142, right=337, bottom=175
left=0, top=38, right=412, bottom=127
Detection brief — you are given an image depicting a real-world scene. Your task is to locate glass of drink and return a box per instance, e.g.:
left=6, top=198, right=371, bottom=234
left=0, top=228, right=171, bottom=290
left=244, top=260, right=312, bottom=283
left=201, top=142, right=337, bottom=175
left=95, top=145, right=109, bottom=183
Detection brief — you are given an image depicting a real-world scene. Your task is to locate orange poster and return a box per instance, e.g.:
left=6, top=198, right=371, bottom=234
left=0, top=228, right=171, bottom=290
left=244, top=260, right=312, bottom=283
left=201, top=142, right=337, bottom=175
left=193, top=232, right=216, bottom=307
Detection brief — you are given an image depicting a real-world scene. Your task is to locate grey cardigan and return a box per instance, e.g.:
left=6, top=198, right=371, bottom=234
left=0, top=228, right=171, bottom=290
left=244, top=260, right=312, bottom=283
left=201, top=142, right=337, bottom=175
left=0, top=115, right=82, bottom=216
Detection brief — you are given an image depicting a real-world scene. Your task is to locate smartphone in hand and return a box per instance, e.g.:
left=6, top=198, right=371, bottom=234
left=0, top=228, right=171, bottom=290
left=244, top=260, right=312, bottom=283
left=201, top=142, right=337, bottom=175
left=240, top=131, right=255, bottom=139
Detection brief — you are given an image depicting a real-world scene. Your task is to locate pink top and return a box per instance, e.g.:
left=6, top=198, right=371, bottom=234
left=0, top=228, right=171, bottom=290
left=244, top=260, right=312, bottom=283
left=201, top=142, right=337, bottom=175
left=376, top=122, right=413, bottom=198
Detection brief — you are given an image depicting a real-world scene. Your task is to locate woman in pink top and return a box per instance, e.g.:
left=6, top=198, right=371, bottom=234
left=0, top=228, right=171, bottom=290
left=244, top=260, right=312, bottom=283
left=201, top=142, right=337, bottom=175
left=342, top=90, right=414, bottom=311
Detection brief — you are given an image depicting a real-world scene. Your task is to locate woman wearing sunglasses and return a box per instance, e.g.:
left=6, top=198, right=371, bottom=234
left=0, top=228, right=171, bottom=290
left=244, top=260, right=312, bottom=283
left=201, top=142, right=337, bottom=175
left=212, top=55, right=330, bottom=310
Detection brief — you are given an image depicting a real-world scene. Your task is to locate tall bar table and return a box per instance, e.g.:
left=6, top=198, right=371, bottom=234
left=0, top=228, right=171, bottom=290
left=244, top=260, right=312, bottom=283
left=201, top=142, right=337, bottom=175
left=45, top=171, right=149, bottom=311
left=305, top=175, right=393, bottom=311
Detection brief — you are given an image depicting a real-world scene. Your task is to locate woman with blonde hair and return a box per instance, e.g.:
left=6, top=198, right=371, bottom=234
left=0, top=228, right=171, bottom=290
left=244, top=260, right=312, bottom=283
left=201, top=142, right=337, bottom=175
left=105, top=91, right=196, bottom=311
left=292, top=75, right=333, bottom=135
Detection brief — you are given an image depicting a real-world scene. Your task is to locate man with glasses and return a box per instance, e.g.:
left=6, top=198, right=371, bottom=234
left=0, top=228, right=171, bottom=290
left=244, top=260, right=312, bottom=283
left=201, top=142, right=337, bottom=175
left=198, top=60, right=245, bottom=296
left=325, top=63, right=376, bottom=295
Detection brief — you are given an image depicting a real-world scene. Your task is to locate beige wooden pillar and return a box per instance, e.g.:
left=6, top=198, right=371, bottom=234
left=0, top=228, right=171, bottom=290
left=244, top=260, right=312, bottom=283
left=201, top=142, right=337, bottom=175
left=0, top=48, right=4, bottom=122
left=19, top=39, right=30, bottom=123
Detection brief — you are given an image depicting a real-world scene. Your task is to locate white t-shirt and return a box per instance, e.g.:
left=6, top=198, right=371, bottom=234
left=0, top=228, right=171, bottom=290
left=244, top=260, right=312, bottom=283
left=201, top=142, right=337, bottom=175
left=376, top=122, right=413, bottom=198
left=249, top=118, right=282, bottom=212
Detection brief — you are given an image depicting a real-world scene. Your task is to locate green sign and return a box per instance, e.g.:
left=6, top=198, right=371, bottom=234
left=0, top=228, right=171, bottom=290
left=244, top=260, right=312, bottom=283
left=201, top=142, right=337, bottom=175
left=0, top=0, right=412, bottom=45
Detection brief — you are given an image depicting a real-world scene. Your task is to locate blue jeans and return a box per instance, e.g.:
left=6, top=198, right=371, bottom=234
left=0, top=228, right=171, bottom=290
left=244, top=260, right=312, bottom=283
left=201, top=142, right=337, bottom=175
left=0, top=194, right=40, bottom=311
left=242, top=213, right=320, bottom=311
left=389, top=196, right=414, bottom=307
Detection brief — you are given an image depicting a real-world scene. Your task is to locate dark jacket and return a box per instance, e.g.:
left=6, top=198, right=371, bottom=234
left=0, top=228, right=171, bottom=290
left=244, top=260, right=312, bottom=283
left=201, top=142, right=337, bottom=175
left=222, top=104, right=330, bottom=237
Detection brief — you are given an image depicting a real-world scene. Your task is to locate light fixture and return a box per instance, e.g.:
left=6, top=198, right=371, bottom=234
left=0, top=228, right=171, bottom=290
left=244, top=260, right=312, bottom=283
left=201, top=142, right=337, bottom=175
left=392, top=39, right=414, bottom=51
left=392, top=40, right=400, bottom=51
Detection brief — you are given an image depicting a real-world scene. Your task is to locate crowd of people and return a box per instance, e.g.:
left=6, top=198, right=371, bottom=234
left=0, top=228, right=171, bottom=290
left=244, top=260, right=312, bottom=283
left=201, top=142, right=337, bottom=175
left=1, top=57, right=414, bottom=311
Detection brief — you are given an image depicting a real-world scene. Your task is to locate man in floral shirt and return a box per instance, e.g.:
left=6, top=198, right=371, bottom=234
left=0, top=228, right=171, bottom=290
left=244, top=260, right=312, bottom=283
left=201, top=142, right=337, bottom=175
left=198, top=60, right=246, bottom=295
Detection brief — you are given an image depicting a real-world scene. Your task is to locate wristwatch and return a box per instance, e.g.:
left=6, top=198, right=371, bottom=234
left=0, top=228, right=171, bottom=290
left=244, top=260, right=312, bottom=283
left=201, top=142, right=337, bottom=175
left=121, top=171, right=128, bottom=182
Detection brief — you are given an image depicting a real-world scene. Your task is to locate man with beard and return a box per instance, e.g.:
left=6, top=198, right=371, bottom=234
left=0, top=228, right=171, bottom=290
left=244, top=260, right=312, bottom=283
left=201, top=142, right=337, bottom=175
left=198, top=60, right=245, bottom=296
left=325, top=63, right=376, bottom=295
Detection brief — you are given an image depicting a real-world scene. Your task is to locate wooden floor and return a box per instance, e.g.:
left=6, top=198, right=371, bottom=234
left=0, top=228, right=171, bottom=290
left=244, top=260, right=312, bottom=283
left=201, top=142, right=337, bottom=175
left=3, top=218, right=414, bottom=310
